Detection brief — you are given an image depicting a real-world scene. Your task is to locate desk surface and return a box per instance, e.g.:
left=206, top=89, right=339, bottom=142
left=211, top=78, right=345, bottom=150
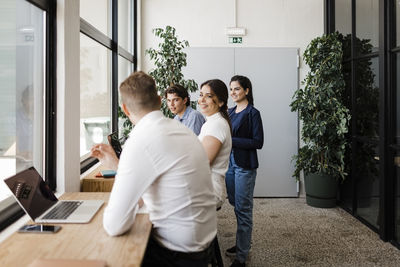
left=0, top=192, right=152, bottom=267
left=81, top=165, right=115, bottom=192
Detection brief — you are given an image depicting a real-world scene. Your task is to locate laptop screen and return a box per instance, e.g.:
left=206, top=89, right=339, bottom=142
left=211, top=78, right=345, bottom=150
left=4, top=167, right=58, bottom=220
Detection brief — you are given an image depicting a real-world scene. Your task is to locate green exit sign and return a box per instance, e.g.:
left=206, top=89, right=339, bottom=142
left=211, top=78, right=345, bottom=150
left=229, top=37, right=242, bottom=44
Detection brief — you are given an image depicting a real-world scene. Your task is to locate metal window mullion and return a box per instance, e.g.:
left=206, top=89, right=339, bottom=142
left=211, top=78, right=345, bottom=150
left=112, top=0, right=118, bottom=134
left=133, top=0, right=137, bottom=71
left=26, top=0, right=48, bottom=11
left=378, top=0, right=390, bottom=241
left=80, top=18, right=113, bottom=50
left=118, top=46, right=134, bottom=63
left=325, top=0, right=335, bottom=34
left=46, top=0, right=57, bottom=190
left=351, top=0, right=358, bottom=214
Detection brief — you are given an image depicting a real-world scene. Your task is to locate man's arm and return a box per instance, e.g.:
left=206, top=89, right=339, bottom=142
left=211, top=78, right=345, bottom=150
left=102, top=143, right=157, bottom=236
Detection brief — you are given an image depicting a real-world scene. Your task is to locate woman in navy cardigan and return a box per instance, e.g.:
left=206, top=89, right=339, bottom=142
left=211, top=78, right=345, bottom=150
left=225, top=75, right=264, bottom=267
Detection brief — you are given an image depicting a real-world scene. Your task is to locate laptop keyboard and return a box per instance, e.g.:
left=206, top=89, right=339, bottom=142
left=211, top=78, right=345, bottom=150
left=43, top=201, right=83, bottom=220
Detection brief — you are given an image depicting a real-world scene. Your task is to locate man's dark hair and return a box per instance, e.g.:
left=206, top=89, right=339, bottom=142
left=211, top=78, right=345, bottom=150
left=165, top=84, right=190, bottom=107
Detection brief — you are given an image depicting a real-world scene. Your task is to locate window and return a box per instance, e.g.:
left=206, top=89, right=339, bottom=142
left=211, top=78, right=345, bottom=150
left=355, top=0, right=379, bottom=54
left=80, top=34, right=112, bottom=157
left=0, top=0, right=56, bottom=231
left=118, top=0, right=133, bottom=53
left=335, top=0, right=352, bottom=36
left=80, top=0, right=111, bottom=38
left=332, top=0, right=400, bottom=246
left=80, top=0, right=136, bottom=171
left=355, top=57, right=379, bottom=138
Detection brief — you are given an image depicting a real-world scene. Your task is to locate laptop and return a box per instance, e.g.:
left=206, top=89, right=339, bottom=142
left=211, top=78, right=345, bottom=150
left=4, top=167, right=104, bottom=223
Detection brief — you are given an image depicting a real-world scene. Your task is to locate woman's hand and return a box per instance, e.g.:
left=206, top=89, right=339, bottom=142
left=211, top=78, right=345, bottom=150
left=90, top=144, right=119, bottom=171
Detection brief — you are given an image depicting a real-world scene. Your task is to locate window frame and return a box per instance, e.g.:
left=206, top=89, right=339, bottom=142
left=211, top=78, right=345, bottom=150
left=79, top=0, right=137, bottom=173
left=330, top=0, right=400, bottom=245
left=0, top=0, right=57, bottom=232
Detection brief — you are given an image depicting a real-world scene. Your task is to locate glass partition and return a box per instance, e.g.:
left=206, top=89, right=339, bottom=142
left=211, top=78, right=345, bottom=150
left=356, top=142, right=380, bottom=228
left=356, top=0, right=379, bottom=54
left=355, top=57, right=379, bottom=138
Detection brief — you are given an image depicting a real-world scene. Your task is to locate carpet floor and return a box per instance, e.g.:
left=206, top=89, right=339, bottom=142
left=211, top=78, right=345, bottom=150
left=217, top=198, right=400, bottom=267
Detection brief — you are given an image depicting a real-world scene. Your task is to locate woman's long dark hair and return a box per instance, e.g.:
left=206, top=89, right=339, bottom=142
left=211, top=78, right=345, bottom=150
left=230, top=75, right=254, bottom=106
left=200, top=79, right=232, bottom=133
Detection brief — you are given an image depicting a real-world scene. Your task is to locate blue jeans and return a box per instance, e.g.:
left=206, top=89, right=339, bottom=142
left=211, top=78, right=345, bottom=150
left=225, top=153, right=257, bottom=263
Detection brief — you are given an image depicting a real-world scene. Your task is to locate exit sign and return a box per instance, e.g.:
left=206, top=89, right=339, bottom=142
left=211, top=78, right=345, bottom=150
left=229, top=37, right=242, bottom=44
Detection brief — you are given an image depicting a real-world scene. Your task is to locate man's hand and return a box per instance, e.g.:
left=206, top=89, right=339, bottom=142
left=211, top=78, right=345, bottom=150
left=90, top=144, right=119, bottom=170
left=138, top=198, right=144, bottom=208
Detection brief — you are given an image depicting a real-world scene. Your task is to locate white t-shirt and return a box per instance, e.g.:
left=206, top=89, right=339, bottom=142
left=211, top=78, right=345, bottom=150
left=103, top=111, right=217, bottom=252
left=198, top=112, right=232, bottom=207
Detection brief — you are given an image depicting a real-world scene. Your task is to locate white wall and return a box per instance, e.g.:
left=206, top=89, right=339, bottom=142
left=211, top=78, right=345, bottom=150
left=56, top=0, right=81, bottom=193
left=140, top=0, right=324, bottom=84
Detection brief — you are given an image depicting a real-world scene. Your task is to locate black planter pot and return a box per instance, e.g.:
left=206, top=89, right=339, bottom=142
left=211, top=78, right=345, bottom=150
left=304, top=172, right=338, bottom=208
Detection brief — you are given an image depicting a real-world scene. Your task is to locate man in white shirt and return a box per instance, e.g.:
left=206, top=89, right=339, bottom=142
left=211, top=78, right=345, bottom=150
left=91, top=71, right=217, bottom=266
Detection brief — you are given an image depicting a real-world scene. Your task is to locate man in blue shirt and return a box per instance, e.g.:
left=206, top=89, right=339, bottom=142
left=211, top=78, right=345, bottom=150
left=165, top=84, right=205, bottom=135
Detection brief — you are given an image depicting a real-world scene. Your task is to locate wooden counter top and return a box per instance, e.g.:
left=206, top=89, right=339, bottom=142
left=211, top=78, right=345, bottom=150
left=0, top=192, right=151, bottom=267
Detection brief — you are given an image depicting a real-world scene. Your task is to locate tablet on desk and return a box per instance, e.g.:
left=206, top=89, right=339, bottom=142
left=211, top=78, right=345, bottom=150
left=100, top=170, right=117, bottom=178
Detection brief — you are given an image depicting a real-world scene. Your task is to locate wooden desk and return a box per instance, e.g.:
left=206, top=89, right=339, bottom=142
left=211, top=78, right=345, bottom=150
left=0, top=192, right=152, bottom=267
left=81, top=165, right=115, bottom=192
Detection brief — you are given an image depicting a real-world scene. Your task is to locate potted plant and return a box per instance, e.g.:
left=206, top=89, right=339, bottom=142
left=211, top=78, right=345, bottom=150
left=146, top=25, right=198, bottom=118
left=289, top=32, right=351, bottom=208
left=119, top=26, right=199, bottom=139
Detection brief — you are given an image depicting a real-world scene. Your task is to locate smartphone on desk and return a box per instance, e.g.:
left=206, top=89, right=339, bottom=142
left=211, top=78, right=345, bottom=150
left=18, top=224, right=61, bottom=234
left=107, top=131, right=122, bottom=158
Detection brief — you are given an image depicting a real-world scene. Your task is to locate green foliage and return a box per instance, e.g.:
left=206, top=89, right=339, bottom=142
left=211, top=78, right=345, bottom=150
left=146, top=25, right=199, bottom=118
left=118, top=106, right=132, bottom=143
left=290, top=32, right=351, bottom=181
left=118, top=26, right=198, bottom=140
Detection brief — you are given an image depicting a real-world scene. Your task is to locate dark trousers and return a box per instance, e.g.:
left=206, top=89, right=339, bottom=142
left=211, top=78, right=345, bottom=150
left=141, top=235, right=213, bottom=267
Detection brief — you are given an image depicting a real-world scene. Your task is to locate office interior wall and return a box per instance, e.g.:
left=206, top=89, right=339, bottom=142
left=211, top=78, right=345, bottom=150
left=140, top=0, right=324, bottom=84
left=183, top=47, right=299, bottom=197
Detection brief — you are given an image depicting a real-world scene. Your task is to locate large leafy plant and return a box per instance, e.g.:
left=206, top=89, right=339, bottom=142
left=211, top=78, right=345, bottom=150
left=290, top=33, right=351, bottom=181
left=118, top=26, right=198, bottom=140
left=146, top=25, right=198, bottom=118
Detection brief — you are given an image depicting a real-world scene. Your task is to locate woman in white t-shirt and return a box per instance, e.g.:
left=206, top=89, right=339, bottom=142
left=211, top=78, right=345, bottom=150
left=198, top=79, right=232, bottom=209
